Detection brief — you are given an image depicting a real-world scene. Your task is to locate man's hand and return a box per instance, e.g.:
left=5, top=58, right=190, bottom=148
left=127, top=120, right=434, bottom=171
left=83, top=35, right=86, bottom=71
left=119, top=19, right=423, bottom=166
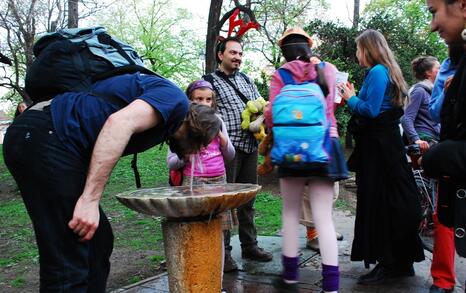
left=415, top=139, right=430, bottom=153
left=68, top=196, right=100, bottom=241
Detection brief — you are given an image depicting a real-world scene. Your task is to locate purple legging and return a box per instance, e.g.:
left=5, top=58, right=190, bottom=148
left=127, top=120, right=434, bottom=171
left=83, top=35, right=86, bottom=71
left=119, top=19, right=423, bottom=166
left=280, top=177, right=339, bottom=291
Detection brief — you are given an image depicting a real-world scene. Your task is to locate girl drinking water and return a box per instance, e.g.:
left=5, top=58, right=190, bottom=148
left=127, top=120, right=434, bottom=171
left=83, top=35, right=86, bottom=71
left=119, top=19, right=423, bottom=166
left=166, top=80, right=235, bottom=292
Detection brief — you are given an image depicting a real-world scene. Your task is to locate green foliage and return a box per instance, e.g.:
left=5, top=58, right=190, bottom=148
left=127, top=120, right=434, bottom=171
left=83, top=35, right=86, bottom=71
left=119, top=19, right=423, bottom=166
left=254, top=70, right=272, bottom=100
left=305, top=1, right=447, bottom=133
left=254, top=192, right=282, bottom=235
left=9, top=276, right=26, bottom=288
left=251, top=0, right=330, bottom=68
left=361, top=0, right=447, bottom=85
left=98, top=0, right=204, bottom=86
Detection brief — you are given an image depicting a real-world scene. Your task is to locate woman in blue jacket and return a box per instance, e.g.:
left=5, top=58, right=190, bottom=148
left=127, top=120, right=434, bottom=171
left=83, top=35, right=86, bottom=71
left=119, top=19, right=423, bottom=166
left=338, top=29, right=425, bottom=285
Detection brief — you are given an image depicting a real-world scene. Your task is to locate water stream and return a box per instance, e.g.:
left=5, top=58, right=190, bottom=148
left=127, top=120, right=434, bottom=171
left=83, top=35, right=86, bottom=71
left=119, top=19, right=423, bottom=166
left=189, top=154, right=204, bottom=193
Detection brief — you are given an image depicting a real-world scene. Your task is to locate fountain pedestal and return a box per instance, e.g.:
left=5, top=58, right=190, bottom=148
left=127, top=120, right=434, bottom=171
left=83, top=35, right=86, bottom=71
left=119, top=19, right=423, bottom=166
left=116, top=183, right=261, bottom=293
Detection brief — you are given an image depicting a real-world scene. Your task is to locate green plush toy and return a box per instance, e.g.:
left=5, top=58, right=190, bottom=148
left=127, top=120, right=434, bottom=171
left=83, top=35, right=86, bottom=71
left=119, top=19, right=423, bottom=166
left=240, top=97, right=268, bottom=141
left=241, top=97, right=268, bottom=135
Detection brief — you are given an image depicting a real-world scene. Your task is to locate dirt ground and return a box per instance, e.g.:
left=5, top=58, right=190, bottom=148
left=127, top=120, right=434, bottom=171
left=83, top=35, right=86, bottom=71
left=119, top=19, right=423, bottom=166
left=0, top=171, right=356, bottom=292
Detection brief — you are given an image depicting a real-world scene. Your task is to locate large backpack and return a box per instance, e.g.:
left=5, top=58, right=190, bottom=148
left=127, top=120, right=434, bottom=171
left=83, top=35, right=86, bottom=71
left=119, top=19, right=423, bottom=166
left=271, top=67, right=330, bottom=170
left=25, top=26, right=155, bottom=102
left=25, top=26, right=157, bottom=188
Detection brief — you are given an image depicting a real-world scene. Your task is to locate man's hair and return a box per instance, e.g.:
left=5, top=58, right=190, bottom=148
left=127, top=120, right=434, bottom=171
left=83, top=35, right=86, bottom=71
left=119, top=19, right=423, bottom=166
left=215, top=36, right=243, bottom=64
left=168, top=103, right=221, bottom=159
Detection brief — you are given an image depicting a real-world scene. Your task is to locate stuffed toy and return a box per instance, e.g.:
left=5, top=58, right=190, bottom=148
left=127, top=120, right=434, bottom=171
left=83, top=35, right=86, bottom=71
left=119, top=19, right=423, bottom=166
left=241, top=97, right=268, bottom=141
left=257, top=131, right=274, bottom=175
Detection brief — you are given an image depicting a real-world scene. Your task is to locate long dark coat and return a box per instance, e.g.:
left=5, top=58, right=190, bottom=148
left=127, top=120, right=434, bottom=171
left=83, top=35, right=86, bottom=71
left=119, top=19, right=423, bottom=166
left=423, top=51, right=466, bottom=257
left=348, top=107, right=425, bottom=268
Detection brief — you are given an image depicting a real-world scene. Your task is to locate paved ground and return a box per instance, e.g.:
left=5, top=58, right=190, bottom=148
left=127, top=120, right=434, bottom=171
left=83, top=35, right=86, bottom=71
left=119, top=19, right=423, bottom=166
left=112, top=210, right=466, bottom=293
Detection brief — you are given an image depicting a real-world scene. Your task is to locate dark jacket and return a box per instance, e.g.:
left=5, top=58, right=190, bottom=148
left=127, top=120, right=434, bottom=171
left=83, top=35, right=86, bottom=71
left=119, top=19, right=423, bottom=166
left=423, top=53, right=466, bottom=257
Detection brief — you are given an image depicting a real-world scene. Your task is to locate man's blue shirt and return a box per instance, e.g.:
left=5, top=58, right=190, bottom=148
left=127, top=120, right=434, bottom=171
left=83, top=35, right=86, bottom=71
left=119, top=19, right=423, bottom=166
left=430, top=58, right=456, bottom=123
left=51, top=72, right=188, bottom=160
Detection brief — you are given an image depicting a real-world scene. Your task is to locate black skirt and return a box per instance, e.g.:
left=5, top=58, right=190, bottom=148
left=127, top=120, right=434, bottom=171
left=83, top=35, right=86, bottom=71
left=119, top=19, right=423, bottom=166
left=348, top=109, right=425, bottom=267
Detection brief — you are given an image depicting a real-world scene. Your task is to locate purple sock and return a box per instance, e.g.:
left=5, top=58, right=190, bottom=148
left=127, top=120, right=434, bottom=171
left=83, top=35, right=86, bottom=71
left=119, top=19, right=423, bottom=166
left=322, top=264, right=339, bottom=292
left=282, top=255, right=299, bottom=281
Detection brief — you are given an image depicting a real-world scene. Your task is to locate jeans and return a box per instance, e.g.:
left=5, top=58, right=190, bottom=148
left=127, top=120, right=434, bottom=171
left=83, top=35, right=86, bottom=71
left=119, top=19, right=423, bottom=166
left=224, top=149, right=258, bottom=251
left=3, top=109, right=113, bottom=292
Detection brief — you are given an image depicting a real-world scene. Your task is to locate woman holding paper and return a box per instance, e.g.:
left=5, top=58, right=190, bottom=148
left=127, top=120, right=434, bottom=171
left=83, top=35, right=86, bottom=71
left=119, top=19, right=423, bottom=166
left=337, top=29, right=424, bottom=285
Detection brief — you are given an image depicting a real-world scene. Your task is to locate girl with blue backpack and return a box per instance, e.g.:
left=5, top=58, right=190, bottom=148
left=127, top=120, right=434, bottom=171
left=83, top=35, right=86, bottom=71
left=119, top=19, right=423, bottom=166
left=264, top=27, right=348, bottom=293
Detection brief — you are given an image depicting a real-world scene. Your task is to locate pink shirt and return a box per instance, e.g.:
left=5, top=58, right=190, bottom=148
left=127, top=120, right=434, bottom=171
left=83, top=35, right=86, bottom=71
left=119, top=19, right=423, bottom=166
left=166, top=117, right=235, bottom=177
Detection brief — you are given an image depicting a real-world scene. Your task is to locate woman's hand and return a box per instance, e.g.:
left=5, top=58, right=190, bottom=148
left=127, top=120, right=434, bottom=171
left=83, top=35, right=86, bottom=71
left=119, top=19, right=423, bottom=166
left=337, top=82, right=356, bottom=101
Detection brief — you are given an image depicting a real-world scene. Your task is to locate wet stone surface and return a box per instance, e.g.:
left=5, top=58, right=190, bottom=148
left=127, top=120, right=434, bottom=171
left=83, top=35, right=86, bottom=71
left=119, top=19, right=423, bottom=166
left=113, top=210, right=466, bottom=293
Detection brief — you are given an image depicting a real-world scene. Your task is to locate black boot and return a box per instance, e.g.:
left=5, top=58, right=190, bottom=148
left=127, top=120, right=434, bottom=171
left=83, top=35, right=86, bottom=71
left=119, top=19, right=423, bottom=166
left=242, top=245, right=273, bottom=262
left=357, top=263, right=386, bottom=285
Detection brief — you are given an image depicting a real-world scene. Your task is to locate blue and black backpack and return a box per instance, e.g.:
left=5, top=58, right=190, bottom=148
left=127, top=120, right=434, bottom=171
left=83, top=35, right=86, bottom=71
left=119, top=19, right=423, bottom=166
left=24, top=27, right=157, bottom=188
left=25, top=26, right=156, bottom=102
left=271, top=66, right=330, bottom=170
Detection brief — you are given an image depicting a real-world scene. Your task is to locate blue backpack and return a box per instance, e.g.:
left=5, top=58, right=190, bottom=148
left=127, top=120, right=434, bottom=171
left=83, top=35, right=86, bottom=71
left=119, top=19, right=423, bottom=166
left=25, top=26, right=156, bottom=102
left=271, top=67, right=330, bottom=169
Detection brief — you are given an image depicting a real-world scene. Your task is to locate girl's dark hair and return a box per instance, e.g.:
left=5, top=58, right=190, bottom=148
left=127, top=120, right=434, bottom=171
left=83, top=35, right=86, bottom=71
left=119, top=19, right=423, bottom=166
left=280, top=35, right=312, bottom=62
left=168, top=103, right=221, bottom=158
left=411, top=56, right=438, bottom=80
left=449, top=43, right=463, bottom=66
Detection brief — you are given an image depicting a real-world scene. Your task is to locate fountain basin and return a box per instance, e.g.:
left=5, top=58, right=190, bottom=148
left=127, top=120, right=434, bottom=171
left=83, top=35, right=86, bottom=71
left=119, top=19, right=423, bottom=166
left=116, top=183, right=261, bottom=219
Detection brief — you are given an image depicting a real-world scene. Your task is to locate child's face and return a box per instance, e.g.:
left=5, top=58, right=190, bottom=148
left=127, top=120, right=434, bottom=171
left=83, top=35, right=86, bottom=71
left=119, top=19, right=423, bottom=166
left=191, top=88, right=213, bottom=108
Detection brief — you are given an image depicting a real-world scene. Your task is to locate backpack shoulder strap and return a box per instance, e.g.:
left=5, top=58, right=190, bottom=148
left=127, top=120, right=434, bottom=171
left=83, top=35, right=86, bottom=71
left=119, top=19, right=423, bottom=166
left=202, top=73, right=219, bottom=96
left=239, top=72, right=252, bottom=84
left=278, top=68, right=296, bottom=85
left=203, top=73, right=215, bottom=86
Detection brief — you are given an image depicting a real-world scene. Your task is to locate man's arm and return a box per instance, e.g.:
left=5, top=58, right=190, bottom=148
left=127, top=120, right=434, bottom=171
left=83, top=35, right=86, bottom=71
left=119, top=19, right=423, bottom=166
left=68, top=99, right=161, bottom=241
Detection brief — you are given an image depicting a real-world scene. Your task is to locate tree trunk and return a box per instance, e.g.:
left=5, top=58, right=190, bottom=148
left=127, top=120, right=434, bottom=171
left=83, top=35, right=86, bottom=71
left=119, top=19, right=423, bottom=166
left=68, top=0, right=79, bottom=28
left=205, top=0, right=224, bottom=74
left=353, top=0, right=360, bottom=29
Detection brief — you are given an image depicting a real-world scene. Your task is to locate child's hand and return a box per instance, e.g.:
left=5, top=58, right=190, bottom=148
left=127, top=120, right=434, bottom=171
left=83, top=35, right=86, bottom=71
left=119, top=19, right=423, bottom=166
left=218, top=130, right=227, bottom=148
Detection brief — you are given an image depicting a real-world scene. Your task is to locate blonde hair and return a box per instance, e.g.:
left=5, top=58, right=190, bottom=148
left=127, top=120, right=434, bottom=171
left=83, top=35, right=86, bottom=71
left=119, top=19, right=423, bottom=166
left=356, top=29, right=408, bottom=107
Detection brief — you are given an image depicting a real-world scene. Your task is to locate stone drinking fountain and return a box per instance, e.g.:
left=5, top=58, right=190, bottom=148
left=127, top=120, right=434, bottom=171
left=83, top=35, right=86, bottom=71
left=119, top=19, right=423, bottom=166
left=116, top=183, right=261, bottom=293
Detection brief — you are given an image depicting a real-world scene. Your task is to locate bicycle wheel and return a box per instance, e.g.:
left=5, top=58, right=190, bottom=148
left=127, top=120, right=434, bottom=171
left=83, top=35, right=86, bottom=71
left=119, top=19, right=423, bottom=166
left=415, top=172, right=435, bottom=252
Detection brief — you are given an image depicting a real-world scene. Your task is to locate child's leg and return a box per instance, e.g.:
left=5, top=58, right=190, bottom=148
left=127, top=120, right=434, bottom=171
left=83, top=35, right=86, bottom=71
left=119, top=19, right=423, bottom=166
left=280, top=177, right=307, bottom=283
left=308, top=178, right=339, bottom=293
left=301, top=186, right=318, bottom=239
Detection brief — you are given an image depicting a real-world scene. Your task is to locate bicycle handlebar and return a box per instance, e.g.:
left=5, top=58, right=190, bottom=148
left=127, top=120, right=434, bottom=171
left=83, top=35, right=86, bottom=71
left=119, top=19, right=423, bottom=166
left=405, top=144, right=421, bottom=156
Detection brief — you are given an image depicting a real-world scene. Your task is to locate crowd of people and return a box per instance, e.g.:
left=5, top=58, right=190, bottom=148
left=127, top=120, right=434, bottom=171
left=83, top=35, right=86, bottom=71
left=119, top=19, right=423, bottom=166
left=3, top=0, right=466, bottom=292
